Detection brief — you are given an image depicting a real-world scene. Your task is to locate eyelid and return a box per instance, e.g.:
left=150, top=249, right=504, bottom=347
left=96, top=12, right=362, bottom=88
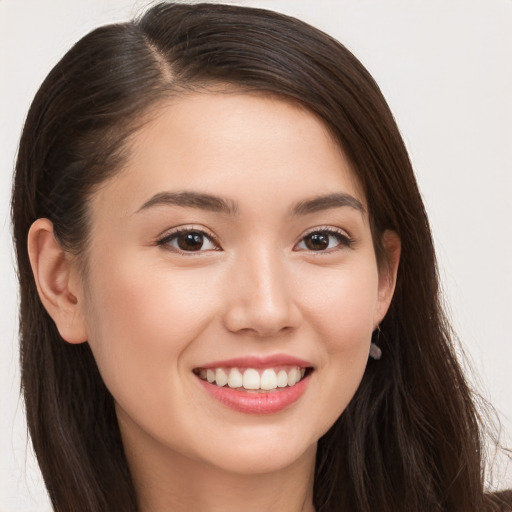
left=299, top=225, right=352, bottom=239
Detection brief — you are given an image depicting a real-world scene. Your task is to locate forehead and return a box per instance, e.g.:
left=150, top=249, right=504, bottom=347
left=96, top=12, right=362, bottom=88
left=90, top=91, right=366, bottom=216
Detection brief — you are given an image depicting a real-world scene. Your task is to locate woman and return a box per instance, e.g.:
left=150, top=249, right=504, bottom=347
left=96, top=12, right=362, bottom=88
left=10, top=2, right=511, bottom=511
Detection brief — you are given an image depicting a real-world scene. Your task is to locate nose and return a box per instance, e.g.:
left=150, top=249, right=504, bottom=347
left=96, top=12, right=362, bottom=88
left=222, top=247, right=302, bottom=337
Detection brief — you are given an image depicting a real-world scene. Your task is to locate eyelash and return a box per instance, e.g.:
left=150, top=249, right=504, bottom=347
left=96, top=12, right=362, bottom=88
left=156, top=226, right=353, bottom=254
left=157, top=227, right=220, bottom=254
left=295, top=227, right=354, bottom=252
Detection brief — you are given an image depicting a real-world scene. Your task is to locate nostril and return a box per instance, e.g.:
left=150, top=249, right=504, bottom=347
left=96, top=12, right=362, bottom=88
left=223, top=307, right=302, bottom=338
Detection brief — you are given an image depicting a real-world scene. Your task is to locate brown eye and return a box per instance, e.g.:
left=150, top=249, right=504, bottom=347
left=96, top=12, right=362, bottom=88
left=177, top=232, right=205, bottom=251
left=296, top=230, right=352, bottom=252
left=304, top=232, right=330, bottom=250
left=160, top=229, right=218, bottom=252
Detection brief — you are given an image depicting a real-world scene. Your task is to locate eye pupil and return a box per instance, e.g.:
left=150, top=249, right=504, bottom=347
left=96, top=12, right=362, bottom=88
left=305, top=232, right=329, bottom=250
left=178, top=232, right=204, bottom=251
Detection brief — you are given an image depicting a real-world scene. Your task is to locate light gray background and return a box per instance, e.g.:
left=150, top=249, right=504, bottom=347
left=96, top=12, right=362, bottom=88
left=1, top=0, right=511, bottom=510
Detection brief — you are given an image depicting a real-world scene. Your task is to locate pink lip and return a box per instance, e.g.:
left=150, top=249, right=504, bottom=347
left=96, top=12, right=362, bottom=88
left=197, top=373, right=311, bottom=414
left=195, top=354, right=313, bottom=370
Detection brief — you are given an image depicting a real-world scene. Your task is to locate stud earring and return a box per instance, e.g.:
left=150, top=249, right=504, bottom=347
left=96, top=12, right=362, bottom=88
left=369, top=326, right=382, bottom=360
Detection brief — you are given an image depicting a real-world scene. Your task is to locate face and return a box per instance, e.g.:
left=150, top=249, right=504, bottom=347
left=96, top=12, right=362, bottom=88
left=76, top=92, right=397, bottom=476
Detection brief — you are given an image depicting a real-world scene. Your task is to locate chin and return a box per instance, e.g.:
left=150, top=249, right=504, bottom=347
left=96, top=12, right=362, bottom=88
left=205, top=439, right=317, bottom=476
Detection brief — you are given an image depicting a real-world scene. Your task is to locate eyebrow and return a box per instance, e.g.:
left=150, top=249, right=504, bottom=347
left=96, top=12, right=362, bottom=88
left=136, top=191, right=364, bottom=216
left=292, top=193, right=365, bottom=215
left=136, top=191, right=238, bottom=215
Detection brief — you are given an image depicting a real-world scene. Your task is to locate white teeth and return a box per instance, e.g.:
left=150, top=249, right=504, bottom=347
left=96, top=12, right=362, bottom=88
left=215, top=368, right=228, bottom=387
left=243, top=368, right=260, bottom=390
left=260, top=369, right=278, bottom=390
left=276, top=370, right=288, bottom=388
left=227, top=368, right=243, bottom=388
left=288, top=367, right=299, bottom=386
left=199, top=365, right=308, bottom=390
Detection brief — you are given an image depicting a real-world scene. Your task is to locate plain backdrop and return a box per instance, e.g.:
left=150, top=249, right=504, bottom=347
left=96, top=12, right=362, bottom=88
left=1, top=0, right=511, bottom=510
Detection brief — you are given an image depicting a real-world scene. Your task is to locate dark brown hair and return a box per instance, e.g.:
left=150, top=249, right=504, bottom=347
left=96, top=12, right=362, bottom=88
left=11, top=3, right=510, bottom=511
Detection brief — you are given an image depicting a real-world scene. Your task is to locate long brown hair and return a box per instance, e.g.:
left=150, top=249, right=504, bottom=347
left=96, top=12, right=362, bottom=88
left=11, top=3, right=510, bottom=511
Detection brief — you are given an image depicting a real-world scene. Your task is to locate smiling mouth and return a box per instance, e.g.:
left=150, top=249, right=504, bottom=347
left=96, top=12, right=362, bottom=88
left=193, top=366, right=313, bottom=392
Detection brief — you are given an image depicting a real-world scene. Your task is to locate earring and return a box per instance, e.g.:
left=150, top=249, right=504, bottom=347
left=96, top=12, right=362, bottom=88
left=369, top=326, right=382, bottom=360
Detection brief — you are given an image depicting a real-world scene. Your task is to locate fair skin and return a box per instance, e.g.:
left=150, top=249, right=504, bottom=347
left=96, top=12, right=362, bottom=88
left=28, top=92, right=400, bottom=512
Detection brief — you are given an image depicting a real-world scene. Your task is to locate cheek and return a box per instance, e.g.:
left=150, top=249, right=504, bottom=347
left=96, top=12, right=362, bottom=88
left=295, top=259, right=379, bottom=432
left=323, top=267, right=378, bottom=378
left=82, top=254, right=218, bottom=400
left=299, top=259, right=379, bottom=352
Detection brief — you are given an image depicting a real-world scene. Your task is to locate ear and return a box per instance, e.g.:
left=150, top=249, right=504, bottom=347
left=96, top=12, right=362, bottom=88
left=374, top=230, right=401, bottom=326
left=27, top=218, right=88, bottom=344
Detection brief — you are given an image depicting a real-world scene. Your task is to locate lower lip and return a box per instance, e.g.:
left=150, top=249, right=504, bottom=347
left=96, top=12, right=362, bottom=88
left=197, top=374, right=310, bottom=414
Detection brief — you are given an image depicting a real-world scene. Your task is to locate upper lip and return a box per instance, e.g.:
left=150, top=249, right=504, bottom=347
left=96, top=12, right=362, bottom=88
left=195, top=354, right=313, bottom=369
